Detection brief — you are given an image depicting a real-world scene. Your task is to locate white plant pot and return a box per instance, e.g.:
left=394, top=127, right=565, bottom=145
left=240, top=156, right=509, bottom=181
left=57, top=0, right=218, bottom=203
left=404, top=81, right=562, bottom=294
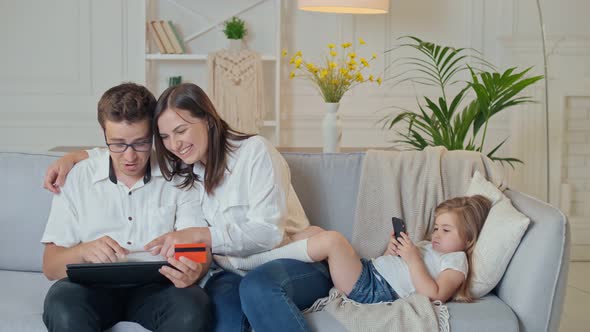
left=228, top=39, right=245, bottom=51
left=322, top=102, right=342, bottom=153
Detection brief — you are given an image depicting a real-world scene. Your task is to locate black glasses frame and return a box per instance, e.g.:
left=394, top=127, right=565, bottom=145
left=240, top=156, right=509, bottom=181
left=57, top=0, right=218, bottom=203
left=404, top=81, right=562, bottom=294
left=104, top=133, right=152, bottom=153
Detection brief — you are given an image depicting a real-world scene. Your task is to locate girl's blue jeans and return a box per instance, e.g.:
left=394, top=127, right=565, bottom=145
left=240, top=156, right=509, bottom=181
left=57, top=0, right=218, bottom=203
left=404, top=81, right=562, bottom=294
left=204, top=259, right=333, bottom=332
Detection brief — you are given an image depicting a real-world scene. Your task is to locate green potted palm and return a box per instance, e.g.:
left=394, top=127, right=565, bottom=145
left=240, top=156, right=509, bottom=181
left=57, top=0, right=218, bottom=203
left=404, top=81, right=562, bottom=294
left=382, top=36, right=543, bottom=167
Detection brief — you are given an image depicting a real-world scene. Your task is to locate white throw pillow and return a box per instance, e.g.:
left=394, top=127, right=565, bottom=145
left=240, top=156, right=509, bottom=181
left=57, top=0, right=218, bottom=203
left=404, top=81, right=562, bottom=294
left=464, top=171, right=531, bottom=299
left=466, top=170, right=504, bottom=205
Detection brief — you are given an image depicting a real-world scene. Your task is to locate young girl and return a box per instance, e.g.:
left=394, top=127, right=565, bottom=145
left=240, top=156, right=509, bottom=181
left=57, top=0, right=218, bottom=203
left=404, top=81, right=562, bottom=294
left=241, top=195, right=491, bottom=304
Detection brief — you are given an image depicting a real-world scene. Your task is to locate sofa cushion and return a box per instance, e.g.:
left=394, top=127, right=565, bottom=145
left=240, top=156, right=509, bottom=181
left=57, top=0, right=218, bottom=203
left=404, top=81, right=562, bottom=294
left=0, top=270, right=54, bottom=319
left=466, top=171, right=530, bottom=298
left=0, top=269, right=346, bottom=332
left=470, top=198, right=530, bottom=298
left=305, top=311, right=347, bottom=332
left=303, top=295, right=518, bottom=332
left=0, top=152, right=60, bottom=272
left=465, top=170, right=504, bottom=204
left=282, top=153, right=364, bottom=241
left=447, top=295, right=518, bottom=332
left=0, top=270, right=152, bottom=332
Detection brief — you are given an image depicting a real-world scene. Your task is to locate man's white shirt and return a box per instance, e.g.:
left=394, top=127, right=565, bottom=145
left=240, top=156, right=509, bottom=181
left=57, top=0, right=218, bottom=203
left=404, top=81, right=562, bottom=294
left=41, top=149, right=206, bottom=252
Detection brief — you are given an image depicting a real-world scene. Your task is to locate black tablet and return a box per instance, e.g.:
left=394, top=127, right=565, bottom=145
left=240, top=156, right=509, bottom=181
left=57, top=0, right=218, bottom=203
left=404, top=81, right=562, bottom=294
left=66, top=261, right=173, bottom=286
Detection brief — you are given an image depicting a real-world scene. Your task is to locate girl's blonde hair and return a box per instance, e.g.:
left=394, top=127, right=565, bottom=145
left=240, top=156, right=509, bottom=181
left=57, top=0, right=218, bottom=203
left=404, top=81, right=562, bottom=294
left=434, top=195, right=492, bottom=302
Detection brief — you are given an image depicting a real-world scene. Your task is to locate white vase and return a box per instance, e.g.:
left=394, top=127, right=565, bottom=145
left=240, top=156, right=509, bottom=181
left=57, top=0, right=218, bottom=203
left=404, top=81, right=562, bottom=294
left=322, top=102, right=342, bottom=153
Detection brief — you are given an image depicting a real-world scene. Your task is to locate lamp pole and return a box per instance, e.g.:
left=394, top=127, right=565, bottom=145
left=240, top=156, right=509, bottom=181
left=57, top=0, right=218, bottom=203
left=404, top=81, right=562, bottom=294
left=535, top=0, right=550, bottom=202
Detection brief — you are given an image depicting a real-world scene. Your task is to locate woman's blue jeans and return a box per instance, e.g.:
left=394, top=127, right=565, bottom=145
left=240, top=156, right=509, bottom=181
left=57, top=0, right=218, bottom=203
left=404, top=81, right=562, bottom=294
left=204, top=259, right=333, bottom=332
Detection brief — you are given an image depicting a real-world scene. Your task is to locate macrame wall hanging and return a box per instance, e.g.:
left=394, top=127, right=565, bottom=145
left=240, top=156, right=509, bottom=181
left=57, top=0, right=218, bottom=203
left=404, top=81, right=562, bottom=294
left=207, top=49, right=265, bottom=134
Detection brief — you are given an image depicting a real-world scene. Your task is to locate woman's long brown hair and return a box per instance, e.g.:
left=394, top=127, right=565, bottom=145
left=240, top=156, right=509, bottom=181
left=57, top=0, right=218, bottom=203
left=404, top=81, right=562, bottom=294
left=153, top=83, right=252, bottom=194
left=434, top=195, right=492, bottom=302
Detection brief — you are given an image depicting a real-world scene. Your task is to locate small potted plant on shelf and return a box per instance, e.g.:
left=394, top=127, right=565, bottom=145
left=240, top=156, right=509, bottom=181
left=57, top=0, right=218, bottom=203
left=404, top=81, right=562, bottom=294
left=223, top=16, right=247, bottom=50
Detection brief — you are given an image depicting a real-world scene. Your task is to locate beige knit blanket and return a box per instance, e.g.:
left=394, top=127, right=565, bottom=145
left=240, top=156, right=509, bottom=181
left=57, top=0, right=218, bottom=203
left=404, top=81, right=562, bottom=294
left=304, top=288, right=448, bottom=332
left=305, top=146, right=505, bottom=332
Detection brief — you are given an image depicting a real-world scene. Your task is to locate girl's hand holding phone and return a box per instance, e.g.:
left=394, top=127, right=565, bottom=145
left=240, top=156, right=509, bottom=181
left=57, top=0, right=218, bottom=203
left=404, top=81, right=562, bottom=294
left=392, top=232, right=420, bottom=264
left=385, top=231, right=399, bottom=256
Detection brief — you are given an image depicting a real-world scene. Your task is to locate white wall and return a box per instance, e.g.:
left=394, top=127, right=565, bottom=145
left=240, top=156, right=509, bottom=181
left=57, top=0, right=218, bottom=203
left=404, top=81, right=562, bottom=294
left=0, top=0, right=145, bottom=151
left=564, top=97, right=590, bottom=260
left=1, top=0, right=589, bottom=256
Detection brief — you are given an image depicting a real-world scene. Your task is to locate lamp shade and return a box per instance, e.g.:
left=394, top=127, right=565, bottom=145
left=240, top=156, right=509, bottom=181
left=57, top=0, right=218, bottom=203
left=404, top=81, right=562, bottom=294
left=298, top=0, right=389, bottom=14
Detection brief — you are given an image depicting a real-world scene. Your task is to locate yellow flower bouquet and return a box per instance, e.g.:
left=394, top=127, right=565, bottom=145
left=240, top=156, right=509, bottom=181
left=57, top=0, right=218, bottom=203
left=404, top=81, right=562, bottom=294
left=284, top=38, right=382, bottom=103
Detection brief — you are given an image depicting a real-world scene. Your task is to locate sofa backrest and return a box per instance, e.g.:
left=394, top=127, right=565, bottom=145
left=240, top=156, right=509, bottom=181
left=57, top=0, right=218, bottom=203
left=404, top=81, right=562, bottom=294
left=0, top=152, right=60, bottom=272
left=282, top=153, right=364, bottom=242
left=0, top=151, right=366, bottom=272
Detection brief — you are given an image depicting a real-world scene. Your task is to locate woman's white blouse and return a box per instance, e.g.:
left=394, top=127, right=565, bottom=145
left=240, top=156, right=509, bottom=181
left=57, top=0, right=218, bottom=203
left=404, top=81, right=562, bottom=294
left=194, top=136, right=309, bottom=256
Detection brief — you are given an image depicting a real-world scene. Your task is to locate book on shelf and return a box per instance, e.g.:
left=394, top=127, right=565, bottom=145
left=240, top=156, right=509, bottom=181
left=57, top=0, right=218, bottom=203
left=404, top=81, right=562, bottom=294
left=148, top=22, right=166, bottom=54
left=150, top=20, right=175, bottom=54
left=162, top=21, right=185, bottom=54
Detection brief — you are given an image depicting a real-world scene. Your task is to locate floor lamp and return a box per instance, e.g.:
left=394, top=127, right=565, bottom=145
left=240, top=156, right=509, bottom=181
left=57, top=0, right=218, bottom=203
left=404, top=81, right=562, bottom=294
left=535, top=0, right=550, bottom=202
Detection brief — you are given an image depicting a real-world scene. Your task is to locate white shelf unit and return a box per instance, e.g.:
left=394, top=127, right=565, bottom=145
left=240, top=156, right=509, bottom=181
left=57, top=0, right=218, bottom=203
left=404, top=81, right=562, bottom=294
left=144, top=0, right=283, bottom=145
left=146, top=54, right=277, bottom=61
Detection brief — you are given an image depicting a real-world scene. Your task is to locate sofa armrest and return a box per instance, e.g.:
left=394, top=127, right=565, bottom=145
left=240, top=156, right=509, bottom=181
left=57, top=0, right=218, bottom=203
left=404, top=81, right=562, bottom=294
left=496, top=190, right=570, bottom=332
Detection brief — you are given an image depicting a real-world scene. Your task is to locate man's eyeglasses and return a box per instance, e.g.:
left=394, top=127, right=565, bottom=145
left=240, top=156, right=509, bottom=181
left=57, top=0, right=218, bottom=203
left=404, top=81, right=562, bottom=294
left=105, top=141, right=152, bottom=153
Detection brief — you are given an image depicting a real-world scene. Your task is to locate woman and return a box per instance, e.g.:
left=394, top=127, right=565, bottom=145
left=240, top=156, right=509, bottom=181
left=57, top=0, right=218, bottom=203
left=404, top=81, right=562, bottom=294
left=44, top=83, right=333, bottom=332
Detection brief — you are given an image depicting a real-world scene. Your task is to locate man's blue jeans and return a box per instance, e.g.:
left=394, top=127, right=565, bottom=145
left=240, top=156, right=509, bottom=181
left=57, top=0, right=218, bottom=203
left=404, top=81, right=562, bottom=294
left=204, top=259, right=333, bottom=332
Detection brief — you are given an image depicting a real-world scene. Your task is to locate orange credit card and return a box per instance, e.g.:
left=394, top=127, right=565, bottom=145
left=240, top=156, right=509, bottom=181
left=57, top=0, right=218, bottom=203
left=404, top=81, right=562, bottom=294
left=174, top=243, right=207, bottom=263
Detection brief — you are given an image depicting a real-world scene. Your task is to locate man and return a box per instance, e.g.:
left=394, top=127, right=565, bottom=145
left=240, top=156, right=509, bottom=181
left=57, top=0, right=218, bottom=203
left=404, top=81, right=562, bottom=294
left=41, top=83, right=212, bottom=332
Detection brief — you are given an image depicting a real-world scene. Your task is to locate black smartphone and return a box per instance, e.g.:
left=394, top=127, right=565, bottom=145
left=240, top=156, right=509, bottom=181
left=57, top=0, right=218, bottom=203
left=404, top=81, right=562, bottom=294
left=391, top=217, right=407, bottom=239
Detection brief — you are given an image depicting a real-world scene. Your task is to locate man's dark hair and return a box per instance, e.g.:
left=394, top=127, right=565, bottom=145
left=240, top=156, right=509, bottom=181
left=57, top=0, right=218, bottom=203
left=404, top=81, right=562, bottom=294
left=97, top=82, right=157, bottom=130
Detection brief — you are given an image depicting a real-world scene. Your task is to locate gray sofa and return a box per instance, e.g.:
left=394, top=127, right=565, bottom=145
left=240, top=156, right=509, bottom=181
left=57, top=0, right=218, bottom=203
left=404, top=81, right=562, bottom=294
left=0, top=151, right=569, bottom=332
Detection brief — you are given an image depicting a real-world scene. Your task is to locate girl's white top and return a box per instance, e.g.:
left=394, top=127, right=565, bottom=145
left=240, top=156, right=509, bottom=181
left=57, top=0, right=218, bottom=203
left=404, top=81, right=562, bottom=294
left=372, top=241, right=468, bottom=298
